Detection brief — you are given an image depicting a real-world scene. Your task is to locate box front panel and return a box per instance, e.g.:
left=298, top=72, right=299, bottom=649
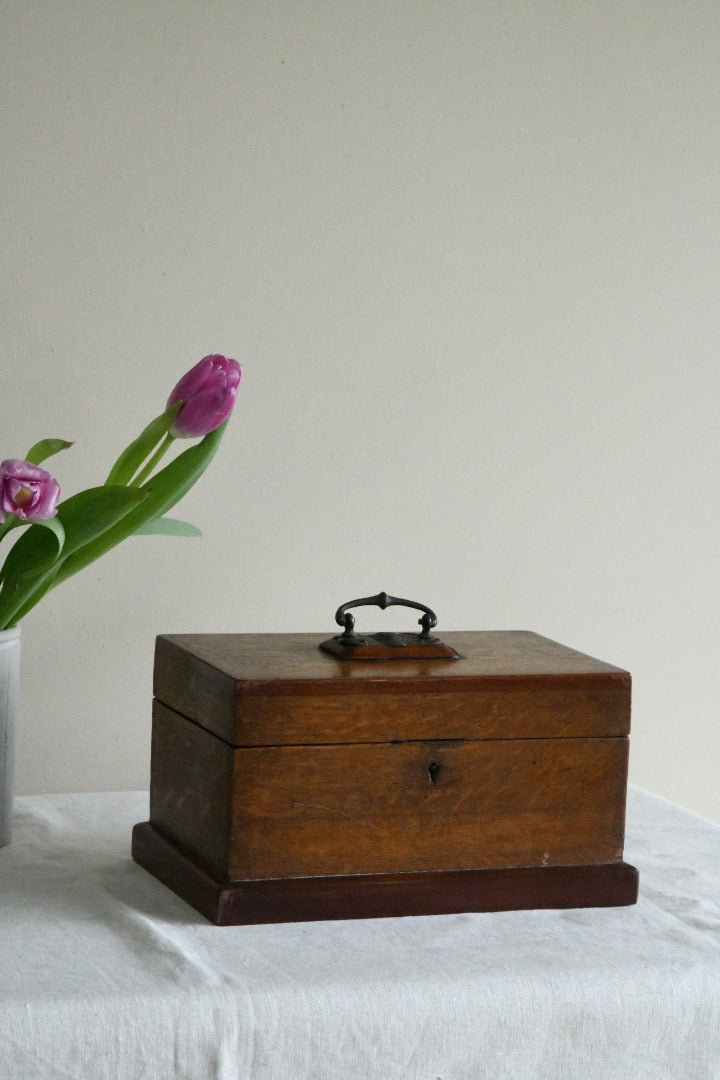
left=231, top=683, right=629, bottom=745
left=227, top=736, right=629, bottom=880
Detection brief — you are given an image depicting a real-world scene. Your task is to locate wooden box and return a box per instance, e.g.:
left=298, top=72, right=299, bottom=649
left=132, top=610, right=638, bottom=925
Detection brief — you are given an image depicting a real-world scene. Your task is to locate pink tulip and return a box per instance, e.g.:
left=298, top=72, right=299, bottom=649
left=0, top=459, right=61, bottom=523
left=166, top=354, right=242, bottom=438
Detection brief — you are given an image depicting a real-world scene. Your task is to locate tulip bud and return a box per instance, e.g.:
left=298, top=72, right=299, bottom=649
left=166, top=354, right=242, bottom=439
left=0, top=459, right=61, bottom=523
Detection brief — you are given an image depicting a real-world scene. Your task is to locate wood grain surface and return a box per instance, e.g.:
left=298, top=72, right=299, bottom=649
left=153, top=631, right=630, bottom=746
left=150, top=701, right=628, bottom=881
left=140, top=629, right=635, bottom=920
left=132, top=822, right=640, bottom=925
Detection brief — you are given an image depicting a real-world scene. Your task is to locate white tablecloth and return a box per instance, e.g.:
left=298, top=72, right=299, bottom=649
left=0, top=786, right=718, bottom=1080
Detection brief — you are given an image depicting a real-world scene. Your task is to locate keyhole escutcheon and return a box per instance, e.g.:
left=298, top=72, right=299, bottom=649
left=426, top=761, right=441, bottom=784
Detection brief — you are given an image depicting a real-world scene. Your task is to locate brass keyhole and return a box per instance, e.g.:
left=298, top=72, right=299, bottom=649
left=426, top=761, right=441, bottom=784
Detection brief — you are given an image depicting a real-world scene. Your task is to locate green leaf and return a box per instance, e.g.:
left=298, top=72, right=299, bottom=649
left=3, top=573, right=59, bottom=628
left=52, top=419, right=227, bottom=590
left=24, top=438, right=74, bottom=466
left=0, top=521, right=65, bottom=630
left=33, top=515, right=66, bottom=554
left=0, top=418, right=229, bottom=629
left=134, top=516, right=202, bottom=537
left=0, top=515, right=22, bottom=549
left=0, top=521, right=61, bottom=586
left=0, top=486, right=148, bottom=630
left=55, top=485, right=151, bottom=557
left=105, top=404, right=181, bottom=486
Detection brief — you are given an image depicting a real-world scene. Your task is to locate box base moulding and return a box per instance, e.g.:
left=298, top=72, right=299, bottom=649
left=131, top=822, right=639, bottom=926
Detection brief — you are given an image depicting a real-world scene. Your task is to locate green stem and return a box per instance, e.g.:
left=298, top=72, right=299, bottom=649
left=130, top=434, right=174, bottom=487
left=50, top=421, right=226, bottom=594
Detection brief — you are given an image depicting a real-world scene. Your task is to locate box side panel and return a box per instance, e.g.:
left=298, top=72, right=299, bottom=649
left=227, top=736, right=629, bottom=879
left=153, top=635, right=236, bottom=739
left=149, top=701, right=234, bottom=880
left=232, top=682, right=630, bottom=745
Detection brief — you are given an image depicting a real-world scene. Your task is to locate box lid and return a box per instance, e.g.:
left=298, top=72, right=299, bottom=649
left=153, top=630, right=630, bottom=747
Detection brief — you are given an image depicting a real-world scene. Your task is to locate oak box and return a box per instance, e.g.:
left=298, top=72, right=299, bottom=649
left=132, top=596, right=638, bottom=924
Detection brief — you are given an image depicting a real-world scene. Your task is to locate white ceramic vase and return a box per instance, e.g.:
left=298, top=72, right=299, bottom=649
left=0, top=626, right=21, bottom=847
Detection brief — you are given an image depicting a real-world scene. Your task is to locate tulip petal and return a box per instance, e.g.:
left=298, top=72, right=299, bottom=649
left=170, top=386, right=237, bottom=438
left=0, top=459, right=61, bottom=522
left=166, top=355, right=216, bottom=409
left=166, top=355, right=241, bottom=438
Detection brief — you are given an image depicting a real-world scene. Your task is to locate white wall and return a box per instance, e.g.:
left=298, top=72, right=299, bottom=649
left=3, top=2, right=720, bottom=822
